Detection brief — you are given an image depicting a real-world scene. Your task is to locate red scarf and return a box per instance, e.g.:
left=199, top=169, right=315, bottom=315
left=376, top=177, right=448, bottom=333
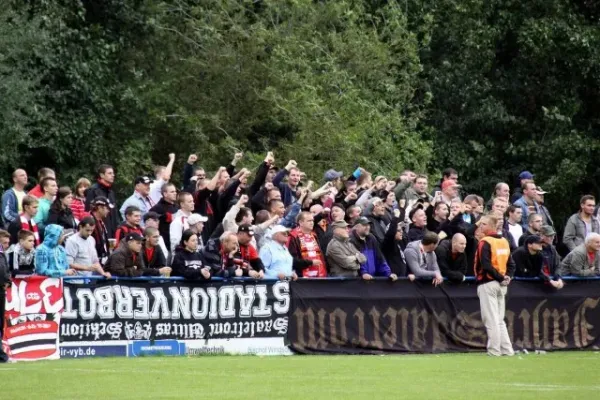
left=20, top=214, right=40, bottom=246
left=98, top=178, right=112, bottom=188
left=289, top=228, right=327, bottom=277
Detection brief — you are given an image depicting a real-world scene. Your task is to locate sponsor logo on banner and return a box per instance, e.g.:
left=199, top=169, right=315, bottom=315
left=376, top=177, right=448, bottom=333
left=60, top=345, right=127, bottom=358
left=128, top=340, right=185, bottom=356
left=2, top=277, right=63, bottom=361
left=184, top=338, right=293, bottom=356
left=61, top=281, right=289, bottom=342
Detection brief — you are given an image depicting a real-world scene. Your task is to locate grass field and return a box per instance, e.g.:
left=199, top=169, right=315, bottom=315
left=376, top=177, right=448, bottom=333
left=2, top=352, right=600, bottom=399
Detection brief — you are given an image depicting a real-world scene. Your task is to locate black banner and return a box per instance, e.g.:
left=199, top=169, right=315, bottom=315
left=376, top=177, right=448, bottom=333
left=288, top=280, right=600, bottom=354
left=60, top=280, right=289, bottom=342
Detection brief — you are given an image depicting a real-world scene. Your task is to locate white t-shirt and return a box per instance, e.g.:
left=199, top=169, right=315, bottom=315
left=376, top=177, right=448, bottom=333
left=508, top=222, right=523, bottom=246
left=149, top=178, right=166, bottom=205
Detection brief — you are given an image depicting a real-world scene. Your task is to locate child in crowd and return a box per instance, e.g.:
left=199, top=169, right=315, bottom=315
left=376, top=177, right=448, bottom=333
left=7, top=230, right=36, bottom=276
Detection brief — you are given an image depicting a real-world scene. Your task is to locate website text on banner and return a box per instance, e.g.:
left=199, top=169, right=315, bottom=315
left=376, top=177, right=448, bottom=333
left=2, top=276, right=63, bottom=361
left=288, top=279, right=600, bottom=354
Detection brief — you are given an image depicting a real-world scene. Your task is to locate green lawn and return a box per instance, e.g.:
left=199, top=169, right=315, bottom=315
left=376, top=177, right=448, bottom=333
left=2, top=352, right=600, bottom=399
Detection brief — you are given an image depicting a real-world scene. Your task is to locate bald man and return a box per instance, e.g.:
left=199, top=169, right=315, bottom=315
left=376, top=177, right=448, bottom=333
left=435, top=233, right=468, bottom=283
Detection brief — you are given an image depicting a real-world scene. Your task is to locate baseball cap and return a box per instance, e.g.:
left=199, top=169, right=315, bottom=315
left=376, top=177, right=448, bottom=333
left=91, top=196, right=113, bottom=209
left=134, top=176, right=153, bottom=185
left=524, top=235, right=543, bottom=245
left=519, top=171, right=534, bottom=180
left=354, top=216, right=370, bottom=226
left=324, top=169, right=343, bottom=182
left=125, top=232, right=144, bottom=242
left=536, top=186, right=548, bottom=195
left=238, top=224, right=255, bottom=236
left=188, top=214, right=208, bottom=225
left=539, top=225, right=556, bottom=237
left=331, top=220, right=349, bottom=230
left=441, top=180, right=461, bottom=190
left=143, top=211, right=160, bottom=222
left=270, top=225, right=290, bottom=235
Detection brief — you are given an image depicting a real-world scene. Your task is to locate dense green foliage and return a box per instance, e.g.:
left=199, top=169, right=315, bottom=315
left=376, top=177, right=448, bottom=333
left=1, top=0, right=599, bottom=226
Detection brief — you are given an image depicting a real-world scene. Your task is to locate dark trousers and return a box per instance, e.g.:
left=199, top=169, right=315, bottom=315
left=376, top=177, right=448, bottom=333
left=0, top=289, right=7, bottom=362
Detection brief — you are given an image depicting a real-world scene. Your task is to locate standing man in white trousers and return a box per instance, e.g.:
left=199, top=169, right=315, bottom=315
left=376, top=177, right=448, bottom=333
left=474, top=215, right=516, bottom=356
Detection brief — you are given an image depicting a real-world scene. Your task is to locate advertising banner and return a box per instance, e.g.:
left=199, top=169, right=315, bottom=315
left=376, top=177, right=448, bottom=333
left=288, top=279, right=600, bottom=354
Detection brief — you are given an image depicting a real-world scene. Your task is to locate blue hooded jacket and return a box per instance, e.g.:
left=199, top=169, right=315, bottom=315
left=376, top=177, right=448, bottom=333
left=350, top=231, right=392, bottom=277
left=35, top=224, right=69, bottom=277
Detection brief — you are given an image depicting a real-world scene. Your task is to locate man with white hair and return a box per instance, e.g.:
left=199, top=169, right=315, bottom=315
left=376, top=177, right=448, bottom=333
left=259, top=225, right=298, bottom=280
left=559, top=232, right=600, bottom=277
left=435, top=233, right=468, bottom=283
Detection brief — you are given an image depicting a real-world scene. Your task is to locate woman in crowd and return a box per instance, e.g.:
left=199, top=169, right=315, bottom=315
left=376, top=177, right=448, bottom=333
left=71, top=177, right=91, bottom=221
left=47, top=187, right=77, bottom=231
left=171, top=229, right=211, bottom=280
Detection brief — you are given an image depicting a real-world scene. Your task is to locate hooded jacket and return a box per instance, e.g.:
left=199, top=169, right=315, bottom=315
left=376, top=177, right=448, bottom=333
left=381, top=215, right=408, bottom=276
left=35, top=224, right=70, bottom=277
left=350, top=231, right=391, bottom=277
left=404, top=240, right=440, bottom=278
left=171, top=247, right=209, bottom=280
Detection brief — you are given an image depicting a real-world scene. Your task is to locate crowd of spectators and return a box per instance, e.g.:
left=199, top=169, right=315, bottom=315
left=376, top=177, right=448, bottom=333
left=2, top=153, right=600, bottom=359
left=0, top=153, right=598, bottom=285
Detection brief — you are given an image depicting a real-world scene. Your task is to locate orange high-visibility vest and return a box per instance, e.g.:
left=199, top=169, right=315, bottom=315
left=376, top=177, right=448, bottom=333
left=475, top=236, right=510, bottom=280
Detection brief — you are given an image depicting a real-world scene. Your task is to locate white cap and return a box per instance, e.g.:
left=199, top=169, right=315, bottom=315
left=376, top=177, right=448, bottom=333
left=188, top=214, right=208, bottom=225
left=270, top=225, right=290, bottom=236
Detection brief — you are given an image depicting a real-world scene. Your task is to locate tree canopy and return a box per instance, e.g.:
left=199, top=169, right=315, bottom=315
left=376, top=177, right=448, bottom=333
left=1, top=0, right=599, bottom=227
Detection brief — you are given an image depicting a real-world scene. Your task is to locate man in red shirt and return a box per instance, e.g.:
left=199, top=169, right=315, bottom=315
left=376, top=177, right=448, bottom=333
left=236, top=225, right=264, bottom=279
left=28, top=168, right=55, bottom=198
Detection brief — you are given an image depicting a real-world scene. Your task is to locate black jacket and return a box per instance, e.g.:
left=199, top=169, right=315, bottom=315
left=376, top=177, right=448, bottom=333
left=0, top=253, right=10, bottom=288
left=367, top=214, right=387, bottom=244
left=105, top=245, right=159, bottom=277
left=149, top=199, right=179, bottom=248
left=201, top=238, right=236, bottom=278
left=513, top=246, right=545, bottom=279
left=47, top=207, right=78, bottom=231
left=435, top=239, right=467, bottom=283
left=171, top=247, right=209, bottom=280
left=85, top=182, right=119, bottom=238
left=91, top=214, right=110, bottom=263
left=381, top=215, right=408, bottom=276
left=407, top=225, right=426, bottom=242
left=142, top=245, right=167, bottom=270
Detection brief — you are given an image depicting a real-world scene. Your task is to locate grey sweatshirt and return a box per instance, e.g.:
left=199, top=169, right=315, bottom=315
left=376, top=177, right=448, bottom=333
left=404, top=240, right=440, bottom=278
